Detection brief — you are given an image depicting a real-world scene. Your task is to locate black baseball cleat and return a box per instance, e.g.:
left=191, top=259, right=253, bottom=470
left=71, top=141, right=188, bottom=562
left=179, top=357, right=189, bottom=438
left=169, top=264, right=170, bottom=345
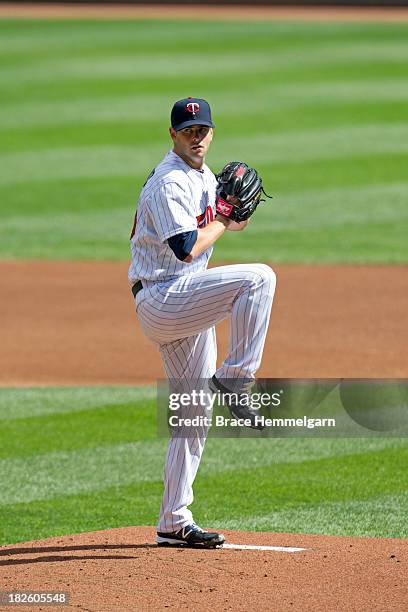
left=209, top=375, right=264, bottom=430
left=156, top=523, right=225, bottom=548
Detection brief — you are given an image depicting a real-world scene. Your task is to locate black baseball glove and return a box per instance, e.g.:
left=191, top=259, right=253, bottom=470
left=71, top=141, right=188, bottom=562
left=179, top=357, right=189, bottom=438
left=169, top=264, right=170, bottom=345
left=215, top=161, right=272, bottom=223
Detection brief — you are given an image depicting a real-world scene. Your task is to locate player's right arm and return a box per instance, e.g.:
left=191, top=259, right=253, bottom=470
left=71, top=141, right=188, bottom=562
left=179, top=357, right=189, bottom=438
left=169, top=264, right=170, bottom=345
left=182, top=216, right=230, bottom=263
left=182, top=212, right=250, bottom=262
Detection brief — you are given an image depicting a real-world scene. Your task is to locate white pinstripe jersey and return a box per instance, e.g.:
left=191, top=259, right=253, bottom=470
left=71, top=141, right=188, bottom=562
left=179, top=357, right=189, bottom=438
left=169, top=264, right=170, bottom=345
left=128, top=150, right=216, bottom=284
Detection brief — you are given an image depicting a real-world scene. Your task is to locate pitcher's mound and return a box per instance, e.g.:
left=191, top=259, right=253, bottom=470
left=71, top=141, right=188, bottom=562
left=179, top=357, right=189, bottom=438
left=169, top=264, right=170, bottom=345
left=1, top=526, right=407, bottom=610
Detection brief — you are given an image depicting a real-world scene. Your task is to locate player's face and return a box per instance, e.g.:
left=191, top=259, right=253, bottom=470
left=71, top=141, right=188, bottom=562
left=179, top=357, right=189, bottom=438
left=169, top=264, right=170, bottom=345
left=170, top=125, right=213, bottom=169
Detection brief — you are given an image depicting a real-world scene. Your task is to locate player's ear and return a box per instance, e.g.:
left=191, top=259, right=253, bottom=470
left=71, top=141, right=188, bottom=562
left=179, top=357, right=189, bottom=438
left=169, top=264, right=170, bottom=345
left=169, top=127, right=177, bottom=142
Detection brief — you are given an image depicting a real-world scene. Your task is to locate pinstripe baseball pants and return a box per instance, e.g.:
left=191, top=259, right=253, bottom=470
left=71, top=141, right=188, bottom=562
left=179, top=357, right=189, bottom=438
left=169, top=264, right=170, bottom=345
left=134, top=263, right=276, bottom=532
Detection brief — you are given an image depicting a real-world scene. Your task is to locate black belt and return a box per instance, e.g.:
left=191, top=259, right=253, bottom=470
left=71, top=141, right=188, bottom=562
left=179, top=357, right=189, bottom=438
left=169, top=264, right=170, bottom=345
left=131, top=280, right=144, bottom=298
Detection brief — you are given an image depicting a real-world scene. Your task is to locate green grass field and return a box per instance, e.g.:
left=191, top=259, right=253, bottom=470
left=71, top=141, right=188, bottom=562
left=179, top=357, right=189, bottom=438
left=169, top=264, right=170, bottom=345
left=1, top=18, right=407, bottom=546
left=1, top=18, right=408, bottom=262
left=1, top=386, right=407, bottom=546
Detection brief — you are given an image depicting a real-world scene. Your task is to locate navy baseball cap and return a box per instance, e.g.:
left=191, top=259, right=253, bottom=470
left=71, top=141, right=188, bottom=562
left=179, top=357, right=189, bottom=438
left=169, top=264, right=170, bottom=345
left=171, top=97, right=214, bottom=131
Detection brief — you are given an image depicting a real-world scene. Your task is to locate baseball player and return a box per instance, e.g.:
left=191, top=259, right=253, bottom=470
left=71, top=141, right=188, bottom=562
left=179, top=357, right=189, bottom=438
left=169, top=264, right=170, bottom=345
left=129, top=97, right=276, bottom=548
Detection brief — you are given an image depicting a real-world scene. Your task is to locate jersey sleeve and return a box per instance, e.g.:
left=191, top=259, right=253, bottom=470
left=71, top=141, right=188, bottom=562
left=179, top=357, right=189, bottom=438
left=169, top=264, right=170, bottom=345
left=148, top=181, right=198, bottom=243
left=167, top=230, right=198, bottom=261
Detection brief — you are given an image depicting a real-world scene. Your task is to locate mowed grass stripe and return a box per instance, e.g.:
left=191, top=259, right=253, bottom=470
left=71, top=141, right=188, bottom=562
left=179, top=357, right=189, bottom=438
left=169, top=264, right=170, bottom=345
left=234, top=221, right=408, bottom=264
left=2, top=180, right=407, bottom=228
left=1, top=381, right=403, bottom=459
left=3, top=122, right=408, bottom=176
left=2, top=59, right=408, bottom=106
left=2, top=20, right=408, bottom=104
left=2, top=60, right=408, bottom=107
left=1, top=418, right=406, bottom=504
left=2, top=38, right=408, bottom=83
left=1, top=394, right=404, bottom=460
left=3, top=80, right=408, bottom=131
left=3, top=124, right=408, bottom=185
left=215, top=124, right=408, bottom=166
left=0, top=180, right=406, bottom=262
left=255, top=181, right=408, bottom=227
left=1, top=442, right=407, bottom=543
left=0, top=19, right=407, bottom=263
left=1, top=19, right=347, bottom=56
left=0, top=387, right=407, bottom=543
left=1, top=171, right=407, bottom=218
left=0, top=480, right=163, bottom=546
left=0, top=101, right=408, bottom=157
left=1, top=19, right=407, bottom=56
left=194, top=447, right=408, bottom=522
left=212, top=491, right=408, bottom=538
left=0, top=441, right=166, bottom=505
left=0, top=403, right=156, bottom=459
left=2, top=484, right=406, bottom=546
left=0, top=385, right=155, bottom=421
left=1, top=443, right=407, bottom=506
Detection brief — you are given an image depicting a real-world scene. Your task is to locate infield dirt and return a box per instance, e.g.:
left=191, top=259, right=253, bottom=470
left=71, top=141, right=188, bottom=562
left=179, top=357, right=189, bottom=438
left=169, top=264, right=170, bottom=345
left=1, top=2, right=408, bottom=22
left=1, top=261, right=407, bottom=385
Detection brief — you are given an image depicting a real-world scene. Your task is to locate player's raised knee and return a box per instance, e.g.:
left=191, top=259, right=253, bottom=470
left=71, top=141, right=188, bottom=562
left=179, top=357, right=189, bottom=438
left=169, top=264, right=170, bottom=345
left=242, top=264, right=276, bottom=296
left=255, top=263, right=276, bottom=289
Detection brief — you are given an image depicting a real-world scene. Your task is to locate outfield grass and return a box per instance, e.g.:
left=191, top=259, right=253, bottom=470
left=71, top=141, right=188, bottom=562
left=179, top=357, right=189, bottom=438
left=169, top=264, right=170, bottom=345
left=1, top=386, right=407, bottom=545
left=0, top=19, right=408, bottom=262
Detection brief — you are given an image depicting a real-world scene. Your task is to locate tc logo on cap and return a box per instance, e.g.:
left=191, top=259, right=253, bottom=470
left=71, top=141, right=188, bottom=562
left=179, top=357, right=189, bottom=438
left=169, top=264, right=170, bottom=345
left=171, top=97, right=214, bottom=131
left=186, top=102, right=200, bottom=115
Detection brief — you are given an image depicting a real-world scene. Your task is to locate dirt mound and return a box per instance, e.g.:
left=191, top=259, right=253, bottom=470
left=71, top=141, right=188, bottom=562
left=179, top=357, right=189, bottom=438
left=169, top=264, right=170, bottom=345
left=0, top=526, right=407, bottom=611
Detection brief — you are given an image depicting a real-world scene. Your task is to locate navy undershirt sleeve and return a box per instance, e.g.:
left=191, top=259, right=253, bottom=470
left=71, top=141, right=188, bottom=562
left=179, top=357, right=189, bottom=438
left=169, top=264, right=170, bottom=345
left=167, top=230, right=198, bottom=261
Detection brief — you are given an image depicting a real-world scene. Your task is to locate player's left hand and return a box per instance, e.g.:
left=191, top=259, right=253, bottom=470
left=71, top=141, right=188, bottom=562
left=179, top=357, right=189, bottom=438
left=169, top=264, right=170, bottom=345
left=215, top=161, right=272, bottom=223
